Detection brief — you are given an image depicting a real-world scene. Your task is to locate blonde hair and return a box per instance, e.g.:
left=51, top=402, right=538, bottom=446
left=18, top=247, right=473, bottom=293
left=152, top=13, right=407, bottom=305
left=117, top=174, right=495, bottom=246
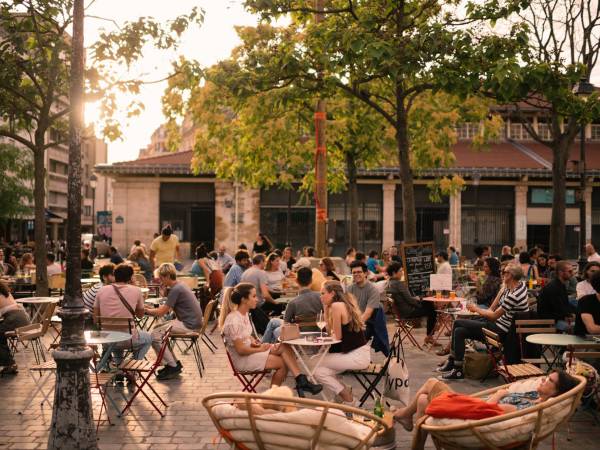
left=218, top=283, right=255, bottom=330
left=257, top=385, right=297, bottom=412
left=157, top=263, right=177, bottom=280
left=265, top=252, right=280, bottom=271
left=322, top=280, right=364, bottom=333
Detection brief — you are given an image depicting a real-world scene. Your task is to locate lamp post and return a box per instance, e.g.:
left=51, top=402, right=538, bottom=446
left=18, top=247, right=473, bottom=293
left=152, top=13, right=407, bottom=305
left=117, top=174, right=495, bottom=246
left=89, top=174, right=97, bottom=259
left=573, top=78, right=594, bottom=274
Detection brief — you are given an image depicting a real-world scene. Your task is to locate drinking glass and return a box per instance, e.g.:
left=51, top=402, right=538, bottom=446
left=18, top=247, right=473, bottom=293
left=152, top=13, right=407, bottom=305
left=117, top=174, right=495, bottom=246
left=317, top=312, right=327, bottom=339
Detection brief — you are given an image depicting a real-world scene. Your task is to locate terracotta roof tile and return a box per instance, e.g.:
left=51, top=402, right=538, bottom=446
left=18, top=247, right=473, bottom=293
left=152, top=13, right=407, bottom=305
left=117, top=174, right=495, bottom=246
left=114, top=150, right=193, bottom=166
left=450, top=141, right=545, bottom=169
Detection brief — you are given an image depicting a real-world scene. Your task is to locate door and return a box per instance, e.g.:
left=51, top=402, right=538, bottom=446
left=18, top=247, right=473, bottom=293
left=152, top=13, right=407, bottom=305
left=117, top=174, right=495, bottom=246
left=190, top=207, right=215, bottom=255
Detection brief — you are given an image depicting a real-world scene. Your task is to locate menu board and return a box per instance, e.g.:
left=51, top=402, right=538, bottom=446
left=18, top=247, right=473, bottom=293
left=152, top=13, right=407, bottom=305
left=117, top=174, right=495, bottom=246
left=400, top=242, right=435, bottom=297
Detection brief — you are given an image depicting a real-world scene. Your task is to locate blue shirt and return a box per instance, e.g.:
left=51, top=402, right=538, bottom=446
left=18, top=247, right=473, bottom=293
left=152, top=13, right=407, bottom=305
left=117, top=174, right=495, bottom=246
left=498, top=391, right=539, bottom=410
left=449, top=252, right=459, bottom=265
left=190, top=261, right=204, bottom=277
left=224, top=263, right=244, bottom=288
left=366, top=257, right=379, bottom=273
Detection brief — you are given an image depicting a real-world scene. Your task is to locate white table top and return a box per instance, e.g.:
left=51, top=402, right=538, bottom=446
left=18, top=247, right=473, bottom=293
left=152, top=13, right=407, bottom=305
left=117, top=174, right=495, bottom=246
left=422, top=296, right=466, bottom=302
left=81, top=278, right=100, bottom=284
left=85, top=330, right=132, bottom=345
left=141, top=287, right=149, bottom=293
left=16, top=297, right=61, bottom=304
left=285, top=332, right=341, bottom=347
left=526, top=333, right=590, bottom=347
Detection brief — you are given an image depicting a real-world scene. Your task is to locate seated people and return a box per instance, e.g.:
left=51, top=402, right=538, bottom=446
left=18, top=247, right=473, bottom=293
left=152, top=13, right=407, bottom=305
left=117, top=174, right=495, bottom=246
left=474, top=257, right=502, bottom=308
left=83, top=263, right=114, bottom=312
left=145, top=263, right=204, bottom=380
left=576, top=262, right=600, bottom=300
left=241, top=254, right=284, bottom=319
left=575, top=270, right=600, bottom=336
left=224, top=250, right=250, bottom=288
left=219, top=282, right=322, bottom=396
left=393, top=370, right=579, bottom=432
left=519, top=251, right=539, bottom=282
left=435, top=252, right=452, bottom=275
left=47, top=252, right=62, bottom=276
left=0, top=280, right=31, bottom=374
left=537, top=261, right=576, bottom=331
left=293, top=257, right=326, bottom=292
left=313, top=281, right=370, bottom=405
left=437, top=263, right=528, bottom=380
left=261, top=267, right=324, bottom=343
left=93, top=264, right=152, bottom=367
left=265, top=253, right=286, bottom=296
left=319, top=257, right=340, bottom=281
left=347, top=261, right=382, bottom=323
left=386, top=262, right=437, bottom=346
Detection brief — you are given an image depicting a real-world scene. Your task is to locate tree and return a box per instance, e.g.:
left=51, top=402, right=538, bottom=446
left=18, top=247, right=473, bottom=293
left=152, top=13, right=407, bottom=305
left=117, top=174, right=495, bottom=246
left=0, top=143, right=33, bottom=223
left=212, top=0, right=522, bottom=243
left=0, top=0, right=203, bottom=295
left=480, top=0, right=600, bottom=255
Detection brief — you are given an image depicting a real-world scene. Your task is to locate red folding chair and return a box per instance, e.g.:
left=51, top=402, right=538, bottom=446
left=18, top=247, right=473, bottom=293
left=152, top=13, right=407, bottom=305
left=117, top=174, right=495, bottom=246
left=90, top=370, right=117, bottom=432
left=223, top=337, right=272, bottom=392
left=387, top=298, right=423, bottom=350
left=118, top=325, right=172, bottom=417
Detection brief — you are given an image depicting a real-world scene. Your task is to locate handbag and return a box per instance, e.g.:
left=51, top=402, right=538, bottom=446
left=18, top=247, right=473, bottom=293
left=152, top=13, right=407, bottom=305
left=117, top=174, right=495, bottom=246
left=384, top=335, right=410, bottom=405
left=279, top=323, right=300, bottom=341
left=464, top=350, right=493, bottom=380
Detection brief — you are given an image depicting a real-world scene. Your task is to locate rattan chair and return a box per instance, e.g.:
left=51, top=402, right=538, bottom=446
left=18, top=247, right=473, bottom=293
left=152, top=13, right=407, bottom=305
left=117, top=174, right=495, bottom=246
left=202, top=391, right=390, bottom=449
left=418, top=375, right=586, bottom=449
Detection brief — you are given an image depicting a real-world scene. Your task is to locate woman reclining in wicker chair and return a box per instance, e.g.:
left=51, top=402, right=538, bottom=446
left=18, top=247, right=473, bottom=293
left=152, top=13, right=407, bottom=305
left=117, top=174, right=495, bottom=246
left=393, top=370, right=578, bottom=431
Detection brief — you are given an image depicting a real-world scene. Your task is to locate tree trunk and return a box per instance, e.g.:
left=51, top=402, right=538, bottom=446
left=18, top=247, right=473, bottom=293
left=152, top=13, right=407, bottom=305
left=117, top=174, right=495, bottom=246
left=549, top=140, right=569, bottom=256
left=33, top=146, right=48, bottom=296
left=397, top=105, right=417, bottom=243
left=346, top=151, right=359, bottom=249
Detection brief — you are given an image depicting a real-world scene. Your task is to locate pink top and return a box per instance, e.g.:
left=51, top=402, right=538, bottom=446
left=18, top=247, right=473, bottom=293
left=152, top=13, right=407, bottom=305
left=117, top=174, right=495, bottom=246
left=94, top=284, right=143, bottom=320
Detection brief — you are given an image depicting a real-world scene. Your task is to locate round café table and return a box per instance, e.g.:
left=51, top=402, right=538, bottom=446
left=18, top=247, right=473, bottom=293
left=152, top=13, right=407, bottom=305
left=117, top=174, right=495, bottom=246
left=422, top=297, right=466, bottom=346
left=283, top=332, right=341, bottom=400
left=85, top=330, right=132, bottom=372
left=15, top=296, right=61, bottom=323
left=525, top=333, right=590, bottom=370
left=81, top=278, right=100, bottom=284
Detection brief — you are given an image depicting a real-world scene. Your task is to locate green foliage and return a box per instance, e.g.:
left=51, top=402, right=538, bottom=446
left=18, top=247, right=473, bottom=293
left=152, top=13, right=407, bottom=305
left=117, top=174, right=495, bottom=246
left=0, top=143, right=33, bottom=220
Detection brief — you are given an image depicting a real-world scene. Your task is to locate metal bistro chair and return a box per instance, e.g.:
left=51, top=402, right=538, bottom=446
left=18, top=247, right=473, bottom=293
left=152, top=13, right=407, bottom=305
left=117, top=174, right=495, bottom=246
left=387, top=297, right=423, bottom=350
left=223, top=335, right=273, bottom=393
left=15, top=323, right=56, bottom=414
left=515, top=319, right=557, bottom=367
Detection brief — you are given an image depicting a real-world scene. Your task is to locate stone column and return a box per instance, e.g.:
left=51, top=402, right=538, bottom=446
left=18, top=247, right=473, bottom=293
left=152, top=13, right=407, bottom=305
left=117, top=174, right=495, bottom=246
left=515, top=185, right=528, bottom=249
left=449, top=191, right=461, bottom=253
left=382, top=183, right=395, bottom=250
left=51, top=222, right=59, bottom=242
left=585, top=185, right=593, bottom=243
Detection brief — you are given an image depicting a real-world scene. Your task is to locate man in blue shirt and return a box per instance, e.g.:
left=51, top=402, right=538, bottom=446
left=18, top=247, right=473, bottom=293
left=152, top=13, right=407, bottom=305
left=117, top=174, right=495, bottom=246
left=223, top=250, right=250, bottom=287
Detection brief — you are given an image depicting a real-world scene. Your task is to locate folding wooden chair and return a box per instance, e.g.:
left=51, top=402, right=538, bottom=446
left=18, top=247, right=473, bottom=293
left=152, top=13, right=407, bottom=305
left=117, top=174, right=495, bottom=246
left=223, top=337, right=272, bottom=392
left=199, top=299, right=218, bottom=353
left=118, top=325, right=172, bottom=417
left=387, top=298, right=423, bottom=350
left=295, top=314, right=318, bottom=331
left=170, top=328, right=205, bottom=378
left=89, top=370, right=118, bottom=432
left=345, top=328, right=400, bottom=407
left=482, top=328, right=544, bottom=383
left=96, top=316, right=135, bottom=368
left=515, top=318, right=556, bottom=366
left=131, top=273, right=148, bottom=288
left=15, top=324, right=56, bottom=414
left=48, top=273, right=65, bottom=296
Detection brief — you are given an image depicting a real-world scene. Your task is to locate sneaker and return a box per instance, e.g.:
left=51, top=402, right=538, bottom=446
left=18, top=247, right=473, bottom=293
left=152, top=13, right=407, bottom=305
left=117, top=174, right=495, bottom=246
left=440, top=368, right=464, bottom=380
left=176, top=360, right=183, bottom=370
left=156, top=365, right=181, bottom=381
left=435, top=359, right=454, bottom=373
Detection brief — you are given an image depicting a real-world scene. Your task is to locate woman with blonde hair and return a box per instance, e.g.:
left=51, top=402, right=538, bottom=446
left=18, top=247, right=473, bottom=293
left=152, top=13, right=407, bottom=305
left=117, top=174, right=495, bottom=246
left=219, top=283, right=322, bottom=397
left=314, top=280, right=370, bottom=405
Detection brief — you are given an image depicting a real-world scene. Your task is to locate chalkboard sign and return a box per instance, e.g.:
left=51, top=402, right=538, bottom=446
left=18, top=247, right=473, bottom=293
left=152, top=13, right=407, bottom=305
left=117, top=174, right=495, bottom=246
left=400, top=242, right=435, bottom=297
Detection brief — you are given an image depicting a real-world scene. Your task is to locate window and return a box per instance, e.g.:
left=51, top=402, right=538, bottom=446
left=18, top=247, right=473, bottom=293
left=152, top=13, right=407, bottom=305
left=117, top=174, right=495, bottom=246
left=509, top=123, right=529, bottom=140
left=530, top=188, right=576, bottom=205
left=456, top=123, right=479, bottom=140
left=84, top=205, right=92, bottom=217
left=591, top=124, right=600, bottom=141
left=537, top=122, right=551, bottom=141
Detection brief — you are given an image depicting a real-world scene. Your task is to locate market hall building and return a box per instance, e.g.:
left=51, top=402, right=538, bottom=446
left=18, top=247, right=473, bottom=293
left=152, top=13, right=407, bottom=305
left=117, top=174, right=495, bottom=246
left=95, top=123, right=600, bottom=260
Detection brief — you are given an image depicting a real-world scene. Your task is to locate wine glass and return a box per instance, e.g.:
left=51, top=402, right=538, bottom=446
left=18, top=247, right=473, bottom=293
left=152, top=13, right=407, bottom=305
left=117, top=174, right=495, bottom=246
left=316, top=312, right=326, bottom=339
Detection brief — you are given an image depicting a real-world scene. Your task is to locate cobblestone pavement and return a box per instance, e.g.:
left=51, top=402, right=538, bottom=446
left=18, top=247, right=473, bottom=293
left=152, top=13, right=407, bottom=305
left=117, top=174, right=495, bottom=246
left=1, top=323, right=598, bottom=449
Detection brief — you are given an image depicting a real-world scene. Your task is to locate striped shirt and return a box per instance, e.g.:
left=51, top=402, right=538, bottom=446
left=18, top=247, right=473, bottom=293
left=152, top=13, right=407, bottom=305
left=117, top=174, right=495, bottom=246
left=496, top=281, right=529, bottom=332
left=82, top=282, right=103, bottom=312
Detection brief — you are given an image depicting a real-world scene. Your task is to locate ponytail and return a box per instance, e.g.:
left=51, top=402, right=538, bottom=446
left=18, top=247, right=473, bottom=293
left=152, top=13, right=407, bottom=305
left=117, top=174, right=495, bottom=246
left=218, top=282, right=255, bottom=330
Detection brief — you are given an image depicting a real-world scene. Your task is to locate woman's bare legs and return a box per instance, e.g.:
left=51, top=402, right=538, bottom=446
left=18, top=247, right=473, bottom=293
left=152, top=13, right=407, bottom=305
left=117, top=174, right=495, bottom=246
left=271, top=344, right=302, bottom=377
left=394, top=378, right=446, bottom=420
left=264, top=354, right=287, bottom=386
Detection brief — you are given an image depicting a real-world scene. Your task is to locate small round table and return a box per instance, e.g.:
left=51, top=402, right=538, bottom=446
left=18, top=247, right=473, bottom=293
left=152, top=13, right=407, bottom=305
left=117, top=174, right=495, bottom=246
left=284, top=332, right=341, bottom=400
left=16, top=297, right=61, bottom=323
left=85, top=330, right=132, bottom=372
left=525, top=333, right=589, bottom=370
left=422, top=297, right=466, bottom=346
left=81, top=278, right=100, bottom=284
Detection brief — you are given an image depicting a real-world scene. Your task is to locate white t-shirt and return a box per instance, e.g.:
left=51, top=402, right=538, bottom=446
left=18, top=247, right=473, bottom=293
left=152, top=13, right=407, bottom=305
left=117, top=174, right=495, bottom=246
left=47, top=263, right=62, bottom=276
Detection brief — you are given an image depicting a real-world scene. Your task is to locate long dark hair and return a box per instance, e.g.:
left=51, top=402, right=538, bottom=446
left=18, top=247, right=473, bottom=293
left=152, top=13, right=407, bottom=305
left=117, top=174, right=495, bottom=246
left=485, top=257, right=501, bottom=278
left=218, top=283, right=255, bottom=329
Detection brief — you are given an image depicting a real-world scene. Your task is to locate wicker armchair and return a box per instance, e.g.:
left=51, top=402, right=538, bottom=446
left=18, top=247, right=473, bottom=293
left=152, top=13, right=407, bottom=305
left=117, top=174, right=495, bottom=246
left=418, top=375, right=586, bottom=450
left=202, top=392, right=390, bottom=449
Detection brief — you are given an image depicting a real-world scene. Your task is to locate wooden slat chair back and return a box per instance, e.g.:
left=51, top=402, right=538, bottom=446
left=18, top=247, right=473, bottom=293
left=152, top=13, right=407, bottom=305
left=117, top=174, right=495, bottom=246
left=97, top=316, right=134, bottom=335
left=482, top=327, right=544, bottom=383
left=198, top=299, right=218, bottom=353
left=48, top=273, right=66, bottom=291
left=516, top=319, right=556, bottom=365
left=222, top=334, right=273, bottom=392
left=295, top=313, right=318, bottom=330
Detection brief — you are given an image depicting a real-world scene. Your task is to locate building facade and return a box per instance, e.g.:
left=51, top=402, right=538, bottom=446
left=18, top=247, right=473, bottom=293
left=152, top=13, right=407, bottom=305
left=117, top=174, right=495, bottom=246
left=96, top=121, right=600, bottom=259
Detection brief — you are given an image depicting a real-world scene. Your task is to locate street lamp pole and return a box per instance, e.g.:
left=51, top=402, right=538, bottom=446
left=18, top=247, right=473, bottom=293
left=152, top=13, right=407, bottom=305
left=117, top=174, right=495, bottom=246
left=47, top=0, right=97, bottom=448
left=573, top=78, right=594, bottom=274
left=90, top=174, right=97, bottom=259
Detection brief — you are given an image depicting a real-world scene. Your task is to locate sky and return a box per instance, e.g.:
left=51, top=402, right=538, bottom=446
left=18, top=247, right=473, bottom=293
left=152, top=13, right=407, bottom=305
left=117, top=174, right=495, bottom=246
left=84, top=0, right=256, bottom=163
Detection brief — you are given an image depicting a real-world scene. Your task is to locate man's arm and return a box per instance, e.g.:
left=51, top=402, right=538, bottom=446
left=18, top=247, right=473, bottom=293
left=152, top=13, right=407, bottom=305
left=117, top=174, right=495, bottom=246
left=145, top=303, right=172, bottom=317
left=175, top=243, right=181, bottom=261
left=260, top=283, right=274, bottom=303
left=361, top=306, right=375, bottom=323
left=149, top=249, right=156, bottom=270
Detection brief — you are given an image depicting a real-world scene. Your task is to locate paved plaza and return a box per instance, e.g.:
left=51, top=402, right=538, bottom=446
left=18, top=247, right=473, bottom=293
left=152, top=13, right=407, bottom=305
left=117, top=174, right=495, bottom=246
left=0, top=323, right=598, bottom=449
